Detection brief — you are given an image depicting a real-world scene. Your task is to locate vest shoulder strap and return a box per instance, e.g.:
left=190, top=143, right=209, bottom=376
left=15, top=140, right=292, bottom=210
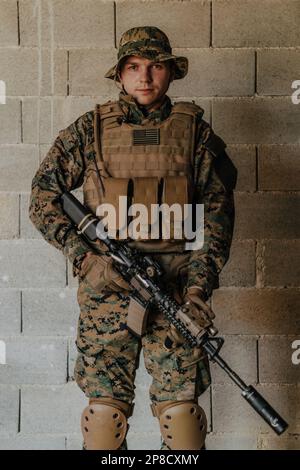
left=171, top=101, right=204, bottom=119
left=171, top=102, right=204, bottom=166
left=95, top=101, right=123, bottom=120
left=95, top=100, right=204, bottom=123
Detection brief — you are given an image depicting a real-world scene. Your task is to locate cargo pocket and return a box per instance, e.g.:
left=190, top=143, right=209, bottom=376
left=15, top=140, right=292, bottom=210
left=74, top=344, right=114, bottom=398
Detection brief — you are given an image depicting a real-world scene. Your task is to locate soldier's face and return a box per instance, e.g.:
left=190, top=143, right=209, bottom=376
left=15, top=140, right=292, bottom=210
left=119, top=56, right=173, bottom=108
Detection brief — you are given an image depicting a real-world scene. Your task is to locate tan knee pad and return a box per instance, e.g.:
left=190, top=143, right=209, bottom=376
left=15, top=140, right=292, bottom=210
left=81, top=397, right=133, bottom=450
left=151, top=400, right=207, bottom=450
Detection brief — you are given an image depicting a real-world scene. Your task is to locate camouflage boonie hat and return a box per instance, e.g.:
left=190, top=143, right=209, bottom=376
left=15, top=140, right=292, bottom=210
left=105, top=26, right=188, bottom=82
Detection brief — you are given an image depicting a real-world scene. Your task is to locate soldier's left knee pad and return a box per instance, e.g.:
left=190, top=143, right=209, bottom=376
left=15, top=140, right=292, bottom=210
left=81, top=397, right=133, bottom=450
left=151, top=400, right=207, bottom=450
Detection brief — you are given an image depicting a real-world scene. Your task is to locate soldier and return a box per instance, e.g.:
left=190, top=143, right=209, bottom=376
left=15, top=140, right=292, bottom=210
left=29, top=26, right=237, bottom=450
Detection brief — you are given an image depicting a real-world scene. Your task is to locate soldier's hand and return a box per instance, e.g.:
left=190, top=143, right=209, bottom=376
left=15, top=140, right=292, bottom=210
left=183, top=286, right=217, bottom=337
left=79, top=252, right=132, bottom=293
left=165, top=286, right=217, bottom=349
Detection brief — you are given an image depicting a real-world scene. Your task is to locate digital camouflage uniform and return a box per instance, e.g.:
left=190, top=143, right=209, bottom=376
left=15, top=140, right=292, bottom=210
left=29, top=27, right=236, bottom=450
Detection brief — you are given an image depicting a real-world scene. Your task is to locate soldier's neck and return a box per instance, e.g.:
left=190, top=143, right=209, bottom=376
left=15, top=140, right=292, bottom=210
left=140, top=95, right=167, bottom=114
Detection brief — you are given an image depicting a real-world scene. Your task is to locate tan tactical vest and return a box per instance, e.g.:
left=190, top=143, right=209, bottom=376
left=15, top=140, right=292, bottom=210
left=83, top=100, right=203, bottom=254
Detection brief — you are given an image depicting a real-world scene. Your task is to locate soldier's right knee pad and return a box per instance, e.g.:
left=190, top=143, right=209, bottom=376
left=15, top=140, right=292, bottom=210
left=151, top=400, right=207, bottom=450
left=81, top=397, right=133, bottom=450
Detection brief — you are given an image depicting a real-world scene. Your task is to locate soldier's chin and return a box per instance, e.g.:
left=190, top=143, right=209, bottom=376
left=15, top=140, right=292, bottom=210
left=135, top=95, right=156, bottom=106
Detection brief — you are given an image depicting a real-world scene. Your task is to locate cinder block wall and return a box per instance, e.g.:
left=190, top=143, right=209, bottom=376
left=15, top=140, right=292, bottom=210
left=0, top=0, right=299, bottom=450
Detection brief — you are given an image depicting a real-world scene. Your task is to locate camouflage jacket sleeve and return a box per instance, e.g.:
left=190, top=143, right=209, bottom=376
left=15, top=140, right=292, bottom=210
left=29, top=112, right=94, bottom=277
left=185, top=119, right=237, bottom=301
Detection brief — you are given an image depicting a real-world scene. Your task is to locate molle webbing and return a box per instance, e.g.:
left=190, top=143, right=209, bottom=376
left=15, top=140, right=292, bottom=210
left=96, top=100, right=201, bottom=179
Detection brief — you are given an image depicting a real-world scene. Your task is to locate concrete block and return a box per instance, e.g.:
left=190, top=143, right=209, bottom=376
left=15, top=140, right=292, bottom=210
left=0, top=435, right=66, bottom=450
left=213, top=0, right=300, bottom=47
left=171, top=49, right=255, bottom=97
left=258, top=145, right=300, bottom=191
left=0, top=337, right=67, bottom=385
left=0, top=289, right=21, bottom=335
left=257, top=49, right=300, bottom=96
left=259, top=336, right=300, bottom=384
left=65, top=433, right=82, bottom=450
left=69, top=49, right=117, bottom=96
left=212, top=384, right=297, bottom=433
left=211, top=335, right=258, bottom=385
left=0, top=99, right=21, bottom=144
left=258, top=240, right=300, bottom=287
left=52, top=0, right=114, bottom=47
left=22, top=288, right=79, bottom=336
left=0, top=145, right=39, bottom=192
left=20, top=0, right=114, bottom=48
left=0, top=0, right=18, bottom=45
left=218, top=240, right=256, bottom=287
left=40, top=49, right=68, bottom=96
left=206, top=432, right=257, bottom=450
left=0, top=385, right=19, bottom=435
left=19, top=0, right=51, bottom=46
left=0, top=48, right=38, bottom=96
left=226, top=145, right=256, bottom=192
left=213, top=288, right=300, bottom=335
left=22, top=97, right=52, bottom=144
left=21, top=383, right=87, bottom=433
left=0, top=193, right=19, bottom=239
left=212, top=383, right=261, bottom=434
left=234, top=192, right=300, bottom=239
left=0, top=240, right=66, bottom=288
left=258, top=434, right=300, bottom=450
left=213, top=98, right=300, bottom=144
left=127, top=432, right=161, bottom=450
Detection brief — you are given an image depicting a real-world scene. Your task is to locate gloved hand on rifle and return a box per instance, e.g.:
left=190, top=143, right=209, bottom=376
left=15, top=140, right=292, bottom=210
left=78, top=252, right=133, bottom=293
left=165, top=286, right=216, bottom=349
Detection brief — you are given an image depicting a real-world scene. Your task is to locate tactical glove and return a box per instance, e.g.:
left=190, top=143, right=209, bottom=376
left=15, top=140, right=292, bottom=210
left=165, top=286, right=217, bottom=349
left=79, top=252, right=132, bottom=293
left=183, top=286, right=216, bottom=327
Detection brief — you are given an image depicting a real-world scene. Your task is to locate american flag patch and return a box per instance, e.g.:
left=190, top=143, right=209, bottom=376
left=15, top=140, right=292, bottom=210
left=132, top=128, right=160, bottom=145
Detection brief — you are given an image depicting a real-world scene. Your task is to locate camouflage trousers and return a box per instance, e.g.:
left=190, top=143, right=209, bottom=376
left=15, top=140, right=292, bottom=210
left=74, top=275, right=211, bottom=450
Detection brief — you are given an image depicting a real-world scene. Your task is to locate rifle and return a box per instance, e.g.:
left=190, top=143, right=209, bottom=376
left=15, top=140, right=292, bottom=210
left=61, top=191, right=288, bottom=436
